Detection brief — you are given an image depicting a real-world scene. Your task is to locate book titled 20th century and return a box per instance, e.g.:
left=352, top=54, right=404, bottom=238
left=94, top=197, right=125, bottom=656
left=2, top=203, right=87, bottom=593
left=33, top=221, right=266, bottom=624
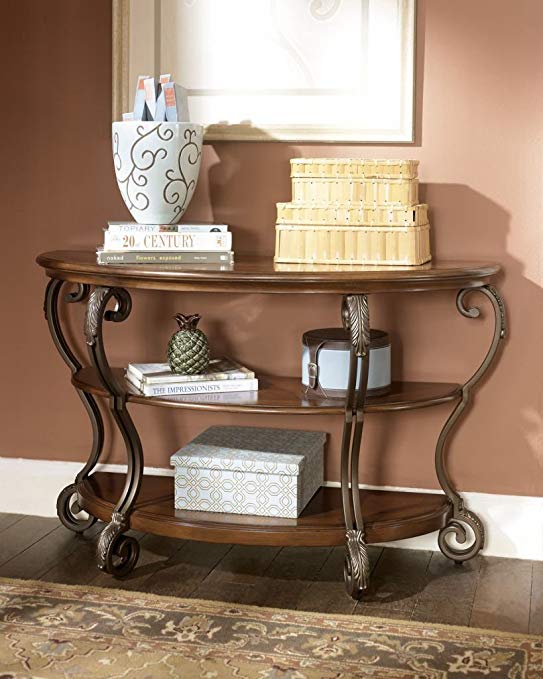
left=96, top=250, right=234, bottom=265
left=103, top=231, right=232, bottom=252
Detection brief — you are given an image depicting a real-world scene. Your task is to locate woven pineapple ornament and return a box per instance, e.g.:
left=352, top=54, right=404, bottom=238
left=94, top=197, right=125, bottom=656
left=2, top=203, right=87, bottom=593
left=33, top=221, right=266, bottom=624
left=168, top=313, right=210, bottom=375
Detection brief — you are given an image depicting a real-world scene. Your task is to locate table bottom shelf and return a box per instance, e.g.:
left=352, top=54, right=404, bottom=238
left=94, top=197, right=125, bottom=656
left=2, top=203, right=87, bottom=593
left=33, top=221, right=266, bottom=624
left=79, top=472, right=451, bottom=547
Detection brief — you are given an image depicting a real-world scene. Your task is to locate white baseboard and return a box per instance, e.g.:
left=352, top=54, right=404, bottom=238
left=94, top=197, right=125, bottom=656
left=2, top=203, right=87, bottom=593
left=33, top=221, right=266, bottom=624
left=1, top=457, right=541, bottom=561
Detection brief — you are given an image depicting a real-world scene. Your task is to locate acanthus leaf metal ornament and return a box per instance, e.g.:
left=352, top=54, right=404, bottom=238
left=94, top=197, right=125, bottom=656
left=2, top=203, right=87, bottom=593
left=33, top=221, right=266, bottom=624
left=435, top=285, right=506, bottom=563
left=96, top=510, right=140, bottom=576
left=345, top=528, right=371, bottom=597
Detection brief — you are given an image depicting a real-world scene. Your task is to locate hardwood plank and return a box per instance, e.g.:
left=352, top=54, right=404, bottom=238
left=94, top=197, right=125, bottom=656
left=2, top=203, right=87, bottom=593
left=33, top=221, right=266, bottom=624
left=411, top=552, right=481, bottom=626
left=296, top=545, right=383, bottom=614
left=190, top=545, right=281, bottom=604
left=0, top=523, right=102, bottom=580
left=250, top=546, right=333, bottom=609
left=142, top=541, right=232, bottom=597
left=263, top=546, right=332, bottom=581
left=203, top=545, right=281, bottom=585
left=0, top=516, right=58, bottom=567
left=190, top=580, right=262, bottom=606
left=470, top=556, right=532, bottom=633
left=40, top=525, right=107, bottom=585
left=0, top=513, right=24, bottom=533
left=354, top=547, right=432, bottom=617
left=529, top=562, right=543, bottom=634
left=89, top=531, right=175, bottom=590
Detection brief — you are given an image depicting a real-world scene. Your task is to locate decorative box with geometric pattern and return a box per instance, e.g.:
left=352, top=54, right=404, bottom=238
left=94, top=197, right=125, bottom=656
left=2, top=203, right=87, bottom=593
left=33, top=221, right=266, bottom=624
left=170, top=425, right=326, bottom=519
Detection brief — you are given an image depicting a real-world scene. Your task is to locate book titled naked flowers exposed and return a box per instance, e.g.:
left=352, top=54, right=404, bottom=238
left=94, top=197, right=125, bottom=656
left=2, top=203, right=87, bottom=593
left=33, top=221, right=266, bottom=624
left=96, top=250, right=234, bottom=265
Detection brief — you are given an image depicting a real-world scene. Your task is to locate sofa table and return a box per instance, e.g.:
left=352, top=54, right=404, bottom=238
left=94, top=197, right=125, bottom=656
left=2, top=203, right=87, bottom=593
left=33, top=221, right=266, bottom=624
left=37, top=250, right=506, bottom=599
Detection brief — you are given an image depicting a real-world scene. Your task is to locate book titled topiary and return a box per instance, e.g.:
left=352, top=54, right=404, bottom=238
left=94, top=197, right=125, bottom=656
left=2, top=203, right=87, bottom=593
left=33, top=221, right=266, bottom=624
left=168, top=314, right=210, bottom=375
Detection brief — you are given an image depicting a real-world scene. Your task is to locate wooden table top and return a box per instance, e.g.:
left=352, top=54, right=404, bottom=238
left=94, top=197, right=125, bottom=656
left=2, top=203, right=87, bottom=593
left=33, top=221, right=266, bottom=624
left=37, top=250, right=500, bottom=294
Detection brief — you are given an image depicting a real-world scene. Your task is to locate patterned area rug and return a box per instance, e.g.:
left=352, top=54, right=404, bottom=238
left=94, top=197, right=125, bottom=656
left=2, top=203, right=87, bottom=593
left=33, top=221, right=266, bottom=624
left=0, top=577, right=541, bottom=678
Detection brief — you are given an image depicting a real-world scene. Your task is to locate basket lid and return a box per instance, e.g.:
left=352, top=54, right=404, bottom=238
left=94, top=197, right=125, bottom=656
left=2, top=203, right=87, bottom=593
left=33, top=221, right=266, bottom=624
left=302, top=327, right=389, bottom=350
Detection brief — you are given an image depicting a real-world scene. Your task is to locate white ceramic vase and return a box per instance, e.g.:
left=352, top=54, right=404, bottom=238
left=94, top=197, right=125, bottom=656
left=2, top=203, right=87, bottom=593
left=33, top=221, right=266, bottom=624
left=112, top=122, right=204, bottom=224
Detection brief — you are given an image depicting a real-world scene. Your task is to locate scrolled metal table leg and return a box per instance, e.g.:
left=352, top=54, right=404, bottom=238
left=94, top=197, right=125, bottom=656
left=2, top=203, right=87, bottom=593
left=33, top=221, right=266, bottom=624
left=44, top=279, right=104, bottom=533
left=436, top=285, right=506, bottom=563
left=96, top=511, right=140, bottom=577
left=340, top=294, right=371, bottom=599
left=85, top=286, right=142, bottom=576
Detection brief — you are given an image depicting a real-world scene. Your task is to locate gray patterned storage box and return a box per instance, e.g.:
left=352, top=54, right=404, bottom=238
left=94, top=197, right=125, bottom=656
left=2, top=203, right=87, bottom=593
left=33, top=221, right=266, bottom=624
left=170, top=426, right=326, bottom=518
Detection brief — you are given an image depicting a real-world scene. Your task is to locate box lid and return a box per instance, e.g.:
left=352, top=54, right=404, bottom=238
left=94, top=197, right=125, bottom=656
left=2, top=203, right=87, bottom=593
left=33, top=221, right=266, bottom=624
left=170, top=426, right=326, bottom=475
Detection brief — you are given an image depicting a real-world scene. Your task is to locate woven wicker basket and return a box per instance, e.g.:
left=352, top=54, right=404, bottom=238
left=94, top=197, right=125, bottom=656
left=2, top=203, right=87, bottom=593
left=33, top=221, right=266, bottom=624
left=292, top=177, right=419, bottom=205
left=274, top=223, right=431, bottom=266
left=277, top=202, right=428, bottom=227
left=290, top=158, right=419, bottom=180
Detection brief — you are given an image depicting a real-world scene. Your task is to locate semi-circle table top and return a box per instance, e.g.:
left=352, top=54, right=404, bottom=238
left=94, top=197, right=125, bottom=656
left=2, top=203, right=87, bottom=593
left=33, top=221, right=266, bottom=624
left=37, top=250, right=500, bottom=294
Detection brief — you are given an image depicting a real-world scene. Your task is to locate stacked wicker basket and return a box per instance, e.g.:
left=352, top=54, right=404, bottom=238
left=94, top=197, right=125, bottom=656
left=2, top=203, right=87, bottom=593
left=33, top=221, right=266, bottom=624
left=274, top=158, right=431, bottom=266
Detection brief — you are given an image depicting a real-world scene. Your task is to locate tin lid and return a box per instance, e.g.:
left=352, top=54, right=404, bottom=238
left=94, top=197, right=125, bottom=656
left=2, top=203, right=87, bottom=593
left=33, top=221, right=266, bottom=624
left=302, top=327, right=389, bottom=350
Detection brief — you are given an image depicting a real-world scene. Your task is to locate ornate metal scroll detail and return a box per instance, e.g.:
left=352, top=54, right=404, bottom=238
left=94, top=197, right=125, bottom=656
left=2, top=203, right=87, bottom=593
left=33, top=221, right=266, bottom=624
left=340, top=294, right=371, bottom=599
left=85, top=286, right=143, bottom=576
left=56, top=483, right=96, bottom=534
left=84, top=286, right=132, bottom=400
left=97, top=511, right=140, bottom=576
left=84, top=286, right=132, bottom=347
left=438, top=509, right=485, bottom=563
left=43, top=279, right=104, bottom=533
left=436, top=285, right=506, bottom=562
left=344, top=529, right=370, bottom=599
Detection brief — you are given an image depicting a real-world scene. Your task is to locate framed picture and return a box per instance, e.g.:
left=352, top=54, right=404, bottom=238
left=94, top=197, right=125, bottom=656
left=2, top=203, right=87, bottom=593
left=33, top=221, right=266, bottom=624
left=112, top=0, right=416, bottom=143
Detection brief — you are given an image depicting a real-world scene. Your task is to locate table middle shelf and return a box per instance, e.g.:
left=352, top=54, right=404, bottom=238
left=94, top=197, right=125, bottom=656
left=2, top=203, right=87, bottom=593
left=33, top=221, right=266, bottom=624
left=73, top=368, right=461, bottom=414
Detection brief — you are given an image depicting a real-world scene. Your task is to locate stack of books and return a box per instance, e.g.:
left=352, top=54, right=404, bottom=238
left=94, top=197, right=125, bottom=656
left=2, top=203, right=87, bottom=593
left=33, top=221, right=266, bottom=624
left=97, top=222, right=234, bottom=266
left=126, top=358, right=258, bottom=397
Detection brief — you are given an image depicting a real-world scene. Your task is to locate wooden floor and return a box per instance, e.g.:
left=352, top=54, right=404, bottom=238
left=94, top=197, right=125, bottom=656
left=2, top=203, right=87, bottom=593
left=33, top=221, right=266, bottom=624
left=0, top=512, right=541, bottom=634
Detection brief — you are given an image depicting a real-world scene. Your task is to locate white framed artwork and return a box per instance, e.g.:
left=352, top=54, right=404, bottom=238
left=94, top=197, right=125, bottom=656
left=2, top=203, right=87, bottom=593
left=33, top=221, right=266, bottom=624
left=112, top=0, right=416, bottom=143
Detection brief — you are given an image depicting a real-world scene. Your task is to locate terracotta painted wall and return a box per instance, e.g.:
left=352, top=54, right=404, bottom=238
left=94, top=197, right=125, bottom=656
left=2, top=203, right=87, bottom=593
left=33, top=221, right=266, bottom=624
left=2, top=0, right=542, bottom=497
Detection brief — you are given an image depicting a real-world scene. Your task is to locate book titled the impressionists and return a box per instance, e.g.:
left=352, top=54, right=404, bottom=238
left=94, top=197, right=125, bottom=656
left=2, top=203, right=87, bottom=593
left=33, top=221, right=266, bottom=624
left=126, top=375, right=259, bottom=397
